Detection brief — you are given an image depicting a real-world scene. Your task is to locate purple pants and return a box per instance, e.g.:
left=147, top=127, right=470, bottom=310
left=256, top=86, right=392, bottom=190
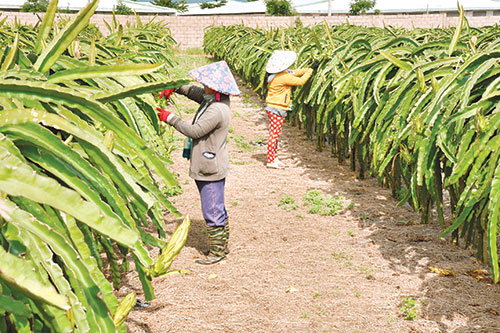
left=195, top=178, right=228, bottom=227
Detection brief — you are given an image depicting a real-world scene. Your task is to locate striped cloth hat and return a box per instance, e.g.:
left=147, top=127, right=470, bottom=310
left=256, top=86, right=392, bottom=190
left=189, top=61, right=240, bottom=96
left=265, top=50, right=297, bottom=74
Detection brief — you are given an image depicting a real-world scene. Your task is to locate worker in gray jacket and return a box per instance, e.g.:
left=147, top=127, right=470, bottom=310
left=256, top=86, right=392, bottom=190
left=157, top=61, right=240, bottom=264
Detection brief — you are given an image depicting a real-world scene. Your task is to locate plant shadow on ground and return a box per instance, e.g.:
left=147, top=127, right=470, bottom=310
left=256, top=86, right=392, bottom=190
left=276, top=118, right=500, bottom=332
left=163, top=217, right=208, bottom=254
left=127, top=318, right=153, bottom=333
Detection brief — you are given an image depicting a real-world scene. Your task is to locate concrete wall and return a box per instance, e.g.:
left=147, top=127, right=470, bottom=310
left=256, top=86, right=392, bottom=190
left=2, top=12, right=500, bottom=49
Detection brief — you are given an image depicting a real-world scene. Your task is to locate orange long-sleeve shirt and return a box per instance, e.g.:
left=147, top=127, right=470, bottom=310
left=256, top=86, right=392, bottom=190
left=265, top=68, right=313, bottom=110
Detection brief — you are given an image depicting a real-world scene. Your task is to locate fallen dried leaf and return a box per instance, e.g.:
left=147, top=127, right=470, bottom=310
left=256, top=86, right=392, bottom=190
left=466, top=269, right=492, bottom=282
left=429, top=266, right=455, bottom=277
left=164, top=269, right=190, bottom=276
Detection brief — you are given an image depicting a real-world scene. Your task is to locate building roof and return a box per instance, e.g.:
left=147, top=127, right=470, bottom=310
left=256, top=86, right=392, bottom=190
left=0, top=0, right=176, bottom=14
left=293, top=0, right=500, bottom=14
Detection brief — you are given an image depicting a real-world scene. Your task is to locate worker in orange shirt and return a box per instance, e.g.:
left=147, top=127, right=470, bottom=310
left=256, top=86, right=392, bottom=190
left=264, top=50, right=318, bottom=169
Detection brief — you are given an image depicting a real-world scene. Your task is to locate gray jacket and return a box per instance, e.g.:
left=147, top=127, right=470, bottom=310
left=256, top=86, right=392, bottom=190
left=168, top=85, right=230, bottom=181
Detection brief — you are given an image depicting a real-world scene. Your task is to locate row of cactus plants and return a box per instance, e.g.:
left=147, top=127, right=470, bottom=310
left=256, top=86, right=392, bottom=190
left=204, top=8, right=500, bottom=283
left=0, top=0, right=191, bottom=331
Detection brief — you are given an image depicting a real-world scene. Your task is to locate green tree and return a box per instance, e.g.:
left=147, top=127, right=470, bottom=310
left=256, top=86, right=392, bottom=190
left=152, top=0, right=188, bottom=12
left=21, top=0, right=48, bottom=12
left=349, top=0, right=376, bottom=15
left=115, top=2, right=133, bottom=15
left=265, top=0, right=293, bottom=16
left=200, top=0, right=227, bottom=9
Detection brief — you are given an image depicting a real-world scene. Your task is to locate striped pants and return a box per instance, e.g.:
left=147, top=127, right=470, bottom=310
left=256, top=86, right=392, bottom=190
left=266, top=110, right=284, bottom=164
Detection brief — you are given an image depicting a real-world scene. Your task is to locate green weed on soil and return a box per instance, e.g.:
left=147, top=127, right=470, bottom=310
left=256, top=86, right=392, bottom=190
left=304, top=190, right=344, bottom=216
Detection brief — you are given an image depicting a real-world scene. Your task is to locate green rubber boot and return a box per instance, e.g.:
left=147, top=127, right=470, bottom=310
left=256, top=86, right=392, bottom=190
left=223, top=221, right=230, bottom=254
left=196, top=226, right=226, bottom=265
left=202, top=221, right=230, bottom=256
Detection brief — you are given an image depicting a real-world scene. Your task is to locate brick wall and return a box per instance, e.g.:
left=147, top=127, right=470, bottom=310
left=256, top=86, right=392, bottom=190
left=2, top=12, right=499, bottom=49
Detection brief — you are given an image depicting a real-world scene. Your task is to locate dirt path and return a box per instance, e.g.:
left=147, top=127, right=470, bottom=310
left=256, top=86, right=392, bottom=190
left=124, top=78, right=500, bottom=333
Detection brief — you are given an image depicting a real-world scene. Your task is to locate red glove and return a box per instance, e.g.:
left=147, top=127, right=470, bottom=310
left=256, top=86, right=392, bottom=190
left=159, top=88, right=175, bottom=100
left=156, top=107, right=172, bottom=122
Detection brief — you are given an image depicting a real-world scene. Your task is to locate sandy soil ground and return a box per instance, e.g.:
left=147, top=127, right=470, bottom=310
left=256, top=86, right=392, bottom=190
left=122, top=78, right=500, bottom=333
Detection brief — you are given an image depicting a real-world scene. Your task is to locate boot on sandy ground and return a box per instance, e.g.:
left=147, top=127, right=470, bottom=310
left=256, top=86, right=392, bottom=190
left=196, top=225, right=226, bottom=265
left=202, top=221, right=230, bottom=256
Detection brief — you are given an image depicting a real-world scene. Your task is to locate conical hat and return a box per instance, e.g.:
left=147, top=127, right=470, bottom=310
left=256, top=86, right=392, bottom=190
left=265, top=50, right=297, bottom=74
left=189, top=61, right=240, bottom=96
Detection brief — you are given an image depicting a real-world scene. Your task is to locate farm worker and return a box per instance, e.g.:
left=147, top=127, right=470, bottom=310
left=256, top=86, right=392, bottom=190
left=264, top=50, right=319, bottom=169
left=156, top=60, right=240, bottom=265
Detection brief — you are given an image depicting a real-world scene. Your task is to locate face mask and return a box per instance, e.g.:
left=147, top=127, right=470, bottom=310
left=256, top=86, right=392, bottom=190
left=203, top=93, right=217, bottom=103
